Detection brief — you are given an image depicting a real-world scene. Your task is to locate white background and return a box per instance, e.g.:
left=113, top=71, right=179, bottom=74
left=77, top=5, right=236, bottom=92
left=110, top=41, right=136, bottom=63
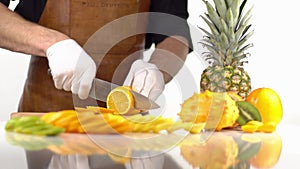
left=0, top=1, right=299, bottom=168
left=0, top=0, right=299, bottom=126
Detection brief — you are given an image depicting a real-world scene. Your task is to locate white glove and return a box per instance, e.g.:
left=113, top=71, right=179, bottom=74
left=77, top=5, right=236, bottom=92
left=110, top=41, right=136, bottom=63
left=47, top=154, right=90, bottom=169
left=124, top=59, right=165, bottom=100
left=46, top=39, right=96, bottom=99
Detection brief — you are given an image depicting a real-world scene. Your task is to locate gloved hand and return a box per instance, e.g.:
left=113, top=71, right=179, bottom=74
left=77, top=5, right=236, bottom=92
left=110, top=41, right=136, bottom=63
left=46, top=39, right=96, bottom=99
left=124, top=59, right=165, bottom=100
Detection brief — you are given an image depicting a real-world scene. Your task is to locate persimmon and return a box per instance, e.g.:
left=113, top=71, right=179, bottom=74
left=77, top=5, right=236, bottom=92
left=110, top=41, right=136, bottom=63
left=246, top=88, right=283, bottom=125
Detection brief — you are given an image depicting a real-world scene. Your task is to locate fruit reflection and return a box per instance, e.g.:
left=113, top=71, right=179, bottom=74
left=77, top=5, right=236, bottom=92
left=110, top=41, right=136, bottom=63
left=7, top=129, right=282, bottom=168
left=180, top=133, right=239, bottom=169
left=5, top=132, right=63, bottom=151
left=46, top=133, right=107, bottom=155
left=249, top=133, right=282, bottom=168
left=180, top=132, right=282, bottom=169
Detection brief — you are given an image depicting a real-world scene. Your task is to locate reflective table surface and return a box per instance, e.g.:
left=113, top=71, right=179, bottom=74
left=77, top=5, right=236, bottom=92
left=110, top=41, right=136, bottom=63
left=1, top=121, right=299, bottom=169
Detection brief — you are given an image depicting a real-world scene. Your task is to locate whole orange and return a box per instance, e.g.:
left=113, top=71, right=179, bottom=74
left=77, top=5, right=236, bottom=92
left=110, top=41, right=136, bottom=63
left=246, top=88, right=283, bottom=124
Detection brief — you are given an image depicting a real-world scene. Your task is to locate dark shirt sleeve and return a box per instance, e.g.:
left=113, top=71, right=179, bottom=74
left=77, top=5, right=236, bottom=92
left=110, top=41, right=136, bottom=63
left=0, top=0, right=10, bottom=6
left=14, top=0, right=47, bottom=22
left=1, top=0, right=46, bottom=22
left=145, top=0, right=193, bottom=52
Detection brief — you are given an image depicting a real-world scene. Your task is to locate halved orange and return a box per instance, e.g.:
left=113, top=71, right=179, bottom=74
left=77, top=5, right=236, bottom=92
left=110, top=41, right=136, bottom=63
left=107, top=86, right=140, bottom=115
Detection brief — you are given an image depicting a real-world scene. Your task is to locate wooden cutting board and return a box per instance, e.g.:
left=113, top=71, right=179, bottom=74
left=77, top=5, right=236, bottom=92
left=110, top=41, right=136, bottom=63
left=10, top=112, right=45, bottom=118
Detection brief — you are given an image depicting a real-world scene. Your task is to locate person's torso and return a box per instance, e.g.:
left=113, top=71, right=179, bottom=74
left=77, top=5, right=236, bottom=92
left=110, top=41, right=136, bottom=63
left=18, top=0, right=151, bottom=112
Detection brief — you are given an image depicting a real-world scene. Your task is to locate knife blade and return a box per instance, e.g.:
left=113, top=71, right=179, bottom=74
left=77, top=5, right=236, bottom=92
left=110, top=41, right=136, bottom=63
left=89, top=78, right=160, bottom=110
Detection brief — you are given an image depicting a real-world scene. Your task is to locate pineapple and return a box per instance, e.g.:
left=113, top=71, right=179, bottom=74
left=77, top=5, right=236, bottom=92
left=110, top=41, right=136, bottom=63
left=199, top=0, right=254, bottom=99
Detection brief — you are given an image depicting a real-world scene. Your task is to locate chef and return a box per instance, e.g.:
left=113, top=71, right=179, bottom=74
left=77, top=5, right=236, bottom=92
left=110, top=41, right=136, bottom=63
left=0, top=0, right=192, bottom=112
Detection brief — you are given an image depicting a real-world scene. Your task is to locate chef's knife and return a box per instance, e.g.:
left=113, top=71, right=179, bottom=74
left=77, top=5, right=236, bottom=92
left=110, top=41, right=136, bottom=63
left=48, top=69, right=160, bottom=110
left=89, top=78, right=160, bottom=110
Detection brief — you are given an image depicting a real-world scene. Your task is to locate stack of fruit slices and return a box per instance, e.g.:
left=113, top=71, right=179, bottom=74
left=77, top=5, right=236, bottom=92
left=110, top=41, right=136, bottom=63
left=5, top=87, right=283, bottom=135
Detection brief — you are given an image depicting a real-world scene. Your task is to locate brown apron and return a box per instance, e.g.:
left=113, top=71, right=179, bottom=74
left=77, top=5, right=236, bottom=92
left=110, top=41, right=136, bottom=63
left=18, top=0, right=151, bottom=112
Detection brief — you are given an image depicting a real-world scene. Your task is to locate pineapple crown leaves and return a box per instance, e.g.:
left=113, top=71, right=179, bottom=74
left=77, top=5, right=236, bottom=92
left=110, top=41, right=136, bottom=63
left=199, top=0, right=254, bottom=67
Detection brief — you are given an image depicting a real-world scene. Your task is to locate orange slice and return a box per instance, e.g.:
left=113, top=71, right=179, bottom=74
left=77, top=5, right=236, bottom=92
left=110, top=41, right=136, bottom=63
left=107, top=86, right=140, bottom=115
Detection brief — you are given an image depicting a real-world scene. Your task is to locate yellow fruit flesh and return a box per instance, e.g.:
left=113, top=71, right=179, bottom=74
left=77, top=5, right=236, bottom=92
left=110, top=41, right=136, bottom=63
left=108, top=91, right=130, bottom=113
left=257, top=122, right=277, bottom=133
left=240, top=120, right=276, bottom=133
left=227, top=91, right=243, bottom=101
left=41, top=107, right=197, bottom=134
left=107, top=86, right=139, bottom=115
left=241, top=124, right=258, bottom=133
left=178, top=90, right=239, bottom=131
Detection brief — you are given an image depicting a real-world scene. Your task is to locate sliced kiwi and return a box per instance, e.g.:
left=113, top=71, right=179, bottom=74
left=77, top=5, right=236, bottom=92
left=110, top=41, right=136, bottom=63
left=236, top=101, right=262, bottom=125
